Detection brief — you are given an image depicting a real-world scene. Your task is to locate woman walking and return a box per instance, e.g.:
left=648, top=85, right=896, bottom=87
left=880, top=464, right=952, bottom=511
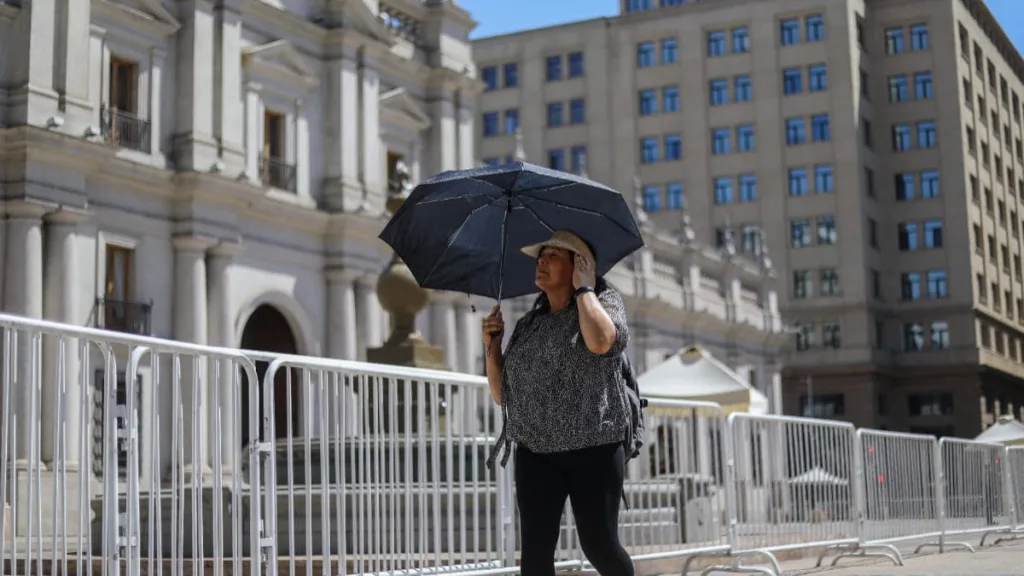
left=483, top=230, right=635, bottom=576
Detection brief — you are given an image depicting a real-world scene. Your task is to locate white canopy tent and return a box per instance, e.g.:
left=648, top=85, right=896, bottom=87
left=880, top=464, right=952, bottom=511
left=975, top=415, right=1024, bottom=446
left=637, top=346, right=770, bottom=414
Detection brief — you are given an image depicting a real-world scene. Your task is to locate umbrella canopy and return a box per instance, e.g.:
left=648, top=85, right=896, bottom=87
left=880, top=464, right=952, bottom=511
left=637, top=346, right=770, bottom=414
left=378, top=161, right=644, bottom=301
left=975, top=415, right=1024, bottom=445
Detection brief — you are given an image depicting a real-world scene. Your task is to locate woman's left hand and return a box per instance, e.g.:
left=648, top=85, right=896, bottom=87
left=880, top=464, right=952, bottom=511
left=573, top=253, right=597, bottom=290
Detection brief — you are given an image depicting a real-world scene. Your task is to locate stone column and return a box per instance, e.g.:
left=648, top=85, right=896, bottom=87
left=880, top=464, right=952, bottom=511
left=174, top=0, right=219, bottom=170
left=355, top=276, right=382, bottom=360
left=172, top=236, right=212, bottom=476
left=327, top=269, right=359, bottom=436
left=41, top=211, right=85, bottom=466
left=427, top=92, right=457, bottom=175
left=325, top=49, right=362, bottom=211
left=3, top=203, right=46, bottom=464
left=430, top=295, right=458, bottom=371
left=148, top=48, right=165, bottom=156
left=295, top=99, right=310, bottom=197
left=360, top=54, right=382, bottom=204
left=207, top=243, right=240, bottom=474
left=455, top=301, right=478, bottom=374
left=215, top=0, right=245, bottom=171
left=456, top=95, right=475, bottom=170
left=57, top=0, right=93, bottom=131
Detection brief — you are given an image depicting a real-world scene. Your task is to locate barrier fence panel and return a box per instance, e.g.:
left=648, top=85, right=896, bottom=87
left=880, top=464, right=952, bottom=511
left=0, top=313, right=265, bottom=576
left=557, top=400, right=731, bottom=572
left=256, top=353, right=514, bottom=576
left=855, top=429, right=941, bottom=545
left=917, top=437, right=1013, bottom=553
left=1008, top=447, right=1024, bottom=531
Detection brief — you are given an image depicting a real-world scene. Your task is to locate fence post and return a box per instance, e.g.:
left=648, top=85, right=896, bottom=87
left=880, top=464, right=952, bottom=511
left=852, top=430, right=867, bottom=544
left=723, top=413, right=739, bottom=549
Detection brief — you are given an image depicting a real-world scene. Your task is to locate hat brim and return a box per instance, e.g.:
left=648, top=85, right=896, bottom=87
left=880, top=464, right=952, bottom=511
left=521, top=239, right=581, bottom=259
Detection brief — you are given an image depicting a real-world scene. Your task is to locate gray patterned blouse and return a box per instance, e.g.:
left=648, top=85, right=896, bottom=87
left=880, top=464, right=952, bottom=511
left=487, top=287, right=630, bottom=468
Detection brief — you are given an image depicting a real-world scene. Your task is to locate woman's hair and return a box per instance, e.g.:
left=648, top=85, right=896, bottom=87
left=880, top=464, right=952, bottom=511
left=530, top=276, right=611, bottom=313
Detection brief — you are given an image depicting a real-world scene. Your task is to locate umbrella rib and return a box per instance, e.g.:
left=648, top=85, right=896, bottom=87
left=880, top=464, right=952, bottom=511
left=419, top=201, right=494, bottom=286
left=515, top=201, right=555, bottom=234
left=519, top=193, right=640, bottom=240
left=411, top=179, right=506, bottom=205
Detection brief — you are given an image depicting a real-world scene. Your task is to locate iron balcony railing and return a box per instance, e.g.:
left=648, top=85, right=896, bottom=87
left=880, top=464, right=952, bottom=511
left=100, top=105, right=151, bottom=153
left=258, top=154, right=297, bottom=192
left=94, top=297, right=152, bottom=335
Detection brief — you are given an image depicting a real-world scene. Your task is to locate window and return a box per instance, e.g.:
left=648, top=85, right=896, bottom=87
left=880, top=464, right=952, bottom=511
left=788, top=168, right=809, bottom=196
left=503, top=63, right=518, bottom=88
left=815, top=164, right=834, bottom=193
left=626, top=0, right=652, bottom=10
left=714, top=177, right=733, bottom=204
left=928, top=270, right=948, bottom=298
left=892, top=124, right=911, bottom=151
left=795, top=323, right=815, bottom=351
left=889, top=75, right=908, bottom=102
left=709, top=79, right=729, bottom=105
left=504, top=109, right=519, bottom=135
left=548, top=149, right=565, bottom=171
left=910, top=23, right=929, bottom=51
left=865, top=167, right=875, bottom=197
left=661, top=39, right=678, bottom=64
left=715, top=226, right=733, bottom=248
left=898, top=222, right=918, bottom=250
left=903, top=323, right=925, bottom=351
left=793, top=271, right=813, bottom=299
left=482, top=66, right=498, bottom=91
left=895, top=173, right=915, bottom=200
left=921, top=170, right=939, bottom=198
left=821, top=270, right=840, bottom=297
left=707, top=30, right=727, bottom=56
left=712, top=128, right=731, bottom=155
left=923, top=219, right=943, bottom=248
left=914, top=72, right=933, bottom=99
left=664, top=135, right=682, bottom=160
left=734, top=76, right=752, bottom=101
left=817, top=216, right=837, bottom=244
left=732, top=27, right=750, bottom=53
left=740, top=225, right=760, bottom=253
left=917, top=121, right=937, bottom=148
left=570, top=146, right=587, bottom=174
left=785, top=118, right=806, bottom=145
left=739, top=174, right=757, bottom=202
left=737, top=124, right=755, bottom=151
left=783, top=68, right=802, bottom=95
left=546, top=55, right=562, bottom=81
left=103, top=244, right=136, bottom=330
left=885, top=27, right=904, bottom=55
left=643, top=185, right=661, bottom=212
left=809, top=64, right=827, bottom=91
left=805, top=14, right=824, bottom=42
left=930, top=322, right=949, bottom=349
left=780, top=18, right=800, bottom=46
left=262, top=109, right=285, bottom=177
left=663, top=86, right=680, bottom=112
left=637, top=42, right=656, bottom=67
left=791, top=219, right=812, bottom=247
left=901, top=273, right=921, bottom=300
left=869, top=218, right=878, bottom=248
left=109, top=57, right=137, bottom=113
left=482, top=112, right=499, bottom=137
left=641, top=137, right=659, bottom=163
left=547, top=102, right=564, bottom=127
left=639, top=90, right=658, bottom=116
left=666, top=183, right=684, bottom=209
left=811, top=114, right=830, bottom=141
left=570, top=99, right=586, bottom=124
left=568, top=52, right=585, bottom=77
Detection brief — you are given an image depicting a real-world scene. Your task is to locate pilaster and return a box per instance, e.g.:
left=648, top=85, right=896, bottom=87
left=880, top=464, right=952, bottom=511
left=244, top=82, right=262, bottom=182
left=215, top=0, right=245, bottom=171
left=149, top=48, right=165, bottom=156
left=295, top=99, right=311, bottom=198
left=56, top=0, right=94, bottom=132
left=456, top=95, right=474, bottom=170
left=174, top=0, right=219, bottom=171
left=324, top=51, right=363, bottom=211
left=426, top=93, right=457, bottom=175
left=360, top=54, right=382, bottom=206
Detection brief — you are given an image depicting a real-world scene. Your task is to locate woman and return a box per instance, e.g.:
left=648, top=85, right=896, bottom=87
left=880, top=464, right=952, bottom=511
left=482, top=230, right=634, bottom=576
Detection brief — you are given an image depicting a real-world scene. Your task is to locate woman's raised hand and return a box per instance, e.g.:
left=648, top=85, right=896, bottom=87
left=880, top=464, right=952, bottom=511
left=482, top=305, right=504, bottom=348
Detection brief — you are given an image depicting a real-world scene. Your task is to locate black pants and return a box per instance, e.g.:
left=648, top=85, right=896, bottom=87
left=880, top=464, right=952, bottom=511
left=514, top=442, right=634, bottom=576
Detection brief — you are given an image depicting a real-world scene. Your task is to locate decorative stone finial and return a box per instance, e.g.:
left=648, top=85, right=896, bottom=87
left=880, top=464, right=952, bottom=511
left=632, top=176, right=649, bottom=229
left=720, top=216, right=736, bottom=258
left=514, top=127, right=525, bottom=161
left=678, top=205, right=695, bottom=245
left=757, top=229, right=773, bottom=273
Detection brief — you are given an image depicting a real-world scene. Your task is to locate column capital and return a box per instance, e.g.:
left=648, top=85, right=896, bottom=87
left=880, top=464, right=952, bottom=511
left=44, top=207, right=91, bottom=226
left=5, top=200, right=51, bottom=221
left=209, top=241, right=243, bottom=258
left=355, top=273, right=378, bottom=289
left=325, top=267, right=363, bottom=283
left=172, top=234, right=216, bottom=253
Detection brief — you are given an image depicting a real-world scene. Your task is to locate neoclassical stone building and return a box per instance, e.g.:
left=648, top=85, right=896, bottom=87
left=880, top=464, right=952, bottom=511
left=0, top=0, right=786, bottom=489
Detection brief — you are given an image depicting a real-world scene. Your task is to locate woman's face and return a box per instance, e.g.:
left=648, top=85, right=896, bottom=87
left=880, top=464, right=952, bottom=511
left=535, top=246, right=574, bottom=292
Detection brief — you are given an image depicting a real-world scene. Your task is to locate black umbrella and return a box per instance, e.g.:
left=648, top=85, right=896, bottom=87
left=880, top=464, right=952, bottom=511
left=378, top=161, right=645, bottom=302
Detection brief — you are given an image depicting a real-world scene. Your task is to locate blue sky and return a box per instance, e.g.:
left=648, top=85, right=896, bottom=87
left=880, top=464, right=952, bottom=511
left=459, top=0, right=1022, bottom=51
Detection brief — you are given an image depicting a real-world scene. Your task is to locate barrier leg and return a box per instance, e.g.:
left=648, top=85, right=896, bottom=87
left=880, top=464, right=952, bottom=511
left=817, top=543, right=903, bottom=567
left=695, top=550, right=782, bottom=576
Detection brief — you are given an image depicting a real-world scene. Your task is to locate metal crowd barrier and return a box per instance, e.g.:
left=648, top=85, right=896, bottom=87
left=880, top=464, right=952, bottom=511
left=2, top=312, right=1024, bottom=576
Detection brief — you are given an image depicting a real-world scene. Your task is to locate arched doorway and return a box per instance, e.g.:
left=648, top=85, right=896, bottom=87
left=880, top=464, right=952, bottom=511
left=240, top=304, right=300, bottom=446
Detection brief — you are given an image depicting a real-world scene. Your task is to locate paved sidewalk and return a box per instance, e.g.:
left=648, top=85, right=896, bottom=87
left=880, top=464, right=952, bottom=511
left=772, top=536, right=1024, bottom=575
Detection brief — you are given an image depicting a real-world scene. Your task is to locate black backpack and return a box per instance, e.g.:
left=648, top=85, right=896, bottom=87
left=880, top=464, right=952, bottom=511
left=619, top=355, right=648, bottom=510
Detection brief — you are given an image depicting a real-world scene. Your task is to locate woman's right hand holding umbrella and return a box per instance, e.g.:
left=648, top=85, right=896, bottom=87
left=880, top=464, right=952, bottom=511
left=482, top=305, right=504, bottom=349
